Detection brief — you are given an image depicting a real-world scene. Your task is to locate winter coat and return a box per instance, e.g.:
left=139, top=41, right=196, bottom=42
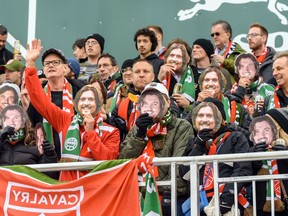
left=179, top=126, right=252, bottom=205
left=119, top=116, right=194, bottom=195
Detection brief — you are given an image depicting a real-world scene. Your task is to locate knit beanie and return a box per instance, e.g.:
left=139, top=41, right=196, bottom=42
left=266, top=108, right=288, bottom=134
left=121, top=59, right=135, bottom=70
left=85, top=33, right=105, bottom=53
left=203, top=97, right=226, bottom=120
left=193, top=38, right=214, bottom=57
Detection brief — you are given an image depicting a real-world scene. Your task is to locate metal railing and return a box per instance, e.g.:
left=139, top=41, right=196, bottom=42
left=27, top=151, right=288, bottom=216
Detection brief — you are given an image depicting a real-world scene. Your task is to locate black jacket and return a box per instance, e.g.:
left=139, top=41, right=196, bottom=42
left=179, top=126, right=252, bottom=205
left=134, top=53, right=164, bottom=77
left=259, top=46, right=276, bottom=86
left=0, top=47, right=13, bottom=73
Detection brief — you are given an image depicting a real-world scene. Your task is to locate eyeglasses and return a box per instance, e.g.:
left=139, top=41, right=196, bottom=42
left=43, top=60, right=63, bottom=67
left=246, top=33, right=262, bottom=38
left=97, top=63, right=112, bottom=69
left=210, top=32, right=220, bottom=37
left=85, top=41, right=98, bottom=46
left=121, top=67, right=133, bottom=74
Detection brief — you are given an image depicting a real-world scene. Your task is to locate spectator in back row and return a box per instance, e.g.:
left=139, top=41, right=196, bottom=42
left=211, top=20, right=246, bottom=84
left=0, top=25, right=13, bottom=74
left=191, top=38, right=232, bottom=95
left=247, top=23, right=276, bottom=86
left=78, top=33, right=105, bottom=83
left=133, top=28, right=163, bottom=76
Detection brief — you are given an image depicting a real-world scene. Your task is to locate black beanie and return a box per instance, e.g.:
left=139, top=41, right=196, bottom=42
left=121, top=59, right=135, bottom=70
left=266, top=108, right=288, bottom=134
left=85, top=33, right=105, bottom=53
left=203, top=97, right=226, bottom=120
left=193, top=38, right=214, bottom=57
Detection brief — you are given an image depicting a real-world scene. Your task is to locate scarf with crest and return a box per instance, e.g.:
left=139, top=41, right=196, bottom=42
left=219, top=94, right=236, bottom=123
left=162, top=66, right=195, bottom=102
left=43, top=79, right=74, bottom=146
left=268, top=86, right=281, bottom=110
left=6, top=128, right=25, bottom=145
left=60, top=113, right=103, bottom=162
left=109, top=83, right=125, bottom=115
left=141, top=110, right=173, bottom=177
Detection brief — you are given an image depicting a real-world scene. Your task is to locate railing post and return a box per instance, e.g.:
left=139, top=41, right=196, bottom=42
left=190, top=161, right=200, bottom=216
left=171, top=162, right=177, bottom=216
left=213, top=161, right=220, bottom=216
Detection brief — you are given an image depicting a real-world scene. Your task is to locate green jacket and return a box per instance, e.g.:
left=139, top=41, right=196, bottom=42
left=119, top=116, right=194, bottom=195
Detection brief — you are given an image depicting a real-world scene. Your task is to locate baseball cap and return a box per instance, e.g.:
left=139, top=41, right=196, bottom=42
left=1, top=60, right=24, bottom=72
left=41, top=48, right=67, bottom=64
left=142, top=82, right=169, bottom=98
left=67, top=58, right=80, bottom=79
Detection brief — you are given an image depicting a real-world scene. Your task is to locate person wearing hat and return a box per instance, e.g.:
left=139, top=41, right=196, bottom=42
left=2, top=59, right=23, bottom=86
left=78, top=33, right=105, bottom=84
left=25, top=39, right=84, bottom=165
left=119, top=82, right=193, bottom=216
left=25, top=40, right=120, bottom=181
left=64, top=57, right=80, bottom=79
left=180, top=100, right=252, bottom=216
left=191, top=38, right=232, bottom=95
left=231, top=53, right=274, bottom=116
left=105, top=59, right=135, bottom=115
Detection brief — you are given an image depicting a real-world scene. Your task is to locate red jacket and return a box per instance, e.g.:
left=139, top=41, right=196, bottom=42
left=25, top=67, right=120, bottom=181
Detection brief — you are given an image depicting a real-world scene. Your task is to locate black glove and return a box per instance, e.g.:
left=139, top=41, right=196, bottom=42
left=0, top=126, right=15, bottom=142
left=272, top=144, right=287, bottom=151
left=195, top=128, right=213, bottom=147
left=250, top=142, right=269, bottom=152
left=220, top=200, right=232, bottom=215
left=135, top=113, right=153, bottom=138
left=42, top=140, right=56, bottom=157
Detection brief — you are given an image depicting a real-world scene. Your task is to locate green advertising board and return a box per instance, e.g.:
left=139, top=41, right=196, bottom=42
left=1, top=0, right=287, bottom=67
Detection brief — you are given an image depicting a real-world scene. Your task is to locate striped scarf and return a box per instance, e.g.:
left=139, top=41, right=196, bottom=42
left=162, top=66, right=195, bottom=102
left=109, top=83, right=124, bottom=116
left=61, top=113, right=103, bottom=162
left=43, top=79, right=74, bottom=146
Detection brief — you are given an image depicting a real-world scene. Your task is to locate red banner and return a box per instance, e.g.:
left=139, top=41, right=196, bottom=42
left=0, top=160, right=140, bottom=216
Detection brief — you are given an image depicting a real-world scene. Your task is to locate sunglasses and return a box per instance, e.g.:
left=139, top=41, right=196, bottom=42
left=210, top=32, right=220, bottom=37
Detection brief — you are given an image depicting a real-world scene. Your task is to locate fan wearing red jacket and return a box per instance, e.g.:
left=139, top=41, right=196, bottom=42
left=25, top=39, right=120, bottom=181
